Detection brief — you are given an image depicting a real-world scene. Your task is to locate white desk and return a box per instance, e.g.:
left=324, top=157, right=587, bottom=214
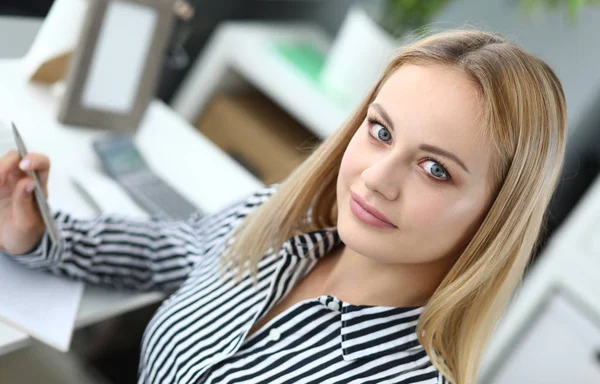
left=0, top=59, right=262, bottom=356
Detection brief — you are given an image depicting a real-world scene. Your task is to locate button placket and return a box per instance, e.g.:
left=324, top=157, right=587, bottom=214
left=318, top=295, right=342, bottom=312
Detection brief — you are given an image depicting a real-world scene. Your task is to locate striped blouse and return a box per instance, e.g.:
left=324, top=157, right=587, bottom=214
left=8, top=183, right=446, bottom=383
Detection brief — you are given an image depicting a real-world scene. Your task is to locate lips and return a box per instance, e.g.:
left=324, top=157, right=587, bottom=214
left=350, top=192, right=396, bottom=228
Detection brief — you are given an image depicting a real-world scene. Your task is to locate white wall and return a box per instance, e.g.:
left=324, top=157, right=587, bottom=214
left=432, top=0, right=600, bottom=136
left=0, top=16, right=43, bottom=59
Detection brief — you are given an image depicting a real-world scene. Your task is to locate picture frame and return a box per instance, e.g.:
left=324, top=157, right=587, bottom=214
left=58, top=0, right=176, bottom=132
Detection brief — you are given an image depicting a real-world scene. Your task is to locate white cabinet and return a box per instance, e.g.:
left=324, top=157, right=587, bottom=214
left=481, top=175, right=600, bottom=383
left=486, top=290, right=600, bottom=383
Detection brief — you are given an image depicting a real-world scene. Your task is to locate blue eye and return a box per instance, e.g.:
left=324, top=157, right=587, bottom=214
left=422, top=159, right=450, bottom=181
left=366, top=116, right=452, bottom=182
left=367, top=117, right=392, bottom=142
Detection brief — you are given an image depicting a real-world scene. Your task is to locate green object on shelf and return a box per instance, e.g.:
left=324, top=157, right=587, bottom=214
left=271, top=42, right=326, bottom=84
left=270, top=41, right=351, bottom=109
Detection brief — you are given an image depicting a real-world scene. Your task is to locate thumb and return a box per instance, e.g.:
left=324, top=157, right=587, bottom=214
left=13, top=178, right=42, bottom=230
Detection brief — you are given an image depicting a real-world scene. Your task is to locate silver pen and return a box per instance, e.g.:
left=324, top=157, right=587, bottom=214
left=11, top=122, right=61, bottom=246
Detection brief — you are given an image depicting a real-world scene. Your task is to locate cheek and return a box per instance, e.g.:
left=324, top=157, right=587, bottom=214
left=339, top=133, right=364, bottom=177
left=404, top=192, right=448, bottom=227
left=426, top=199, right=487, bottom=245
left=405, top=191, right=481, bottom=231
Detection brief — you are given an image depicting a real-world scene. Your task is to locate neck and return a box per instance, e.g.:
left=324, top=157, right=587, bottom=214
left=316, top=244, right=453, bottom=308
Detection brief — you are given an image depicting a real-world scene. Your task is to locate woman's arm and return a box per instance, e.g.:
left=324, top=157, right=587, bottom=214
left=4, top=184, right=278, bottom=292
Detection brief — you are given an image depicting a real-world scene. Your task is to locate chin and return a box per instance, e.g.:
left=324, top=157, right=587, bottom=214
left=337, top=205, right=381, bottom=256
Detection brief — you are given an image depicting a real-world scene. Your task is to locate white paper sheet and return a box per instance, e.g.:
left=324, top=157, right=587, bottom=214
left=0, top=254, right=84, bottom=352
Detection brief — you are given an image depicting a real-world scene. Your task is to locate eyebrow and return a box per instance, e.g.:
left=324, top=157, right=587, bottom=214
left=369, top=102, right=471, bottom=174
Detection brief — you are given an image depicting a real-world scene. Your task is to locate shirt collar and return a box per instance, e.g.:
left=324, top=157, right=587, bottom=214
left=282, top=227, right=426, bottom=361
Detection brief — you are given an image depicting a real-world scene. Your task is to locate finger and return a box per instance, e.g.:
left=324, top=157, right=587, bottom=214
left=12, top=177, right=43, bottom=231
left=18, top=153, right=50, bottom=195
left=0, top=150, right=21, bottom=185
left=18, top=152, right=50, bottom=173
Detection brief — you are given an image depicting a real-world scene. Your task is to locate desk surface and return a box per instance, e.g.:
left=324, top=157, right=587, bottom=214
left=0, top=59, right=262, bottom=355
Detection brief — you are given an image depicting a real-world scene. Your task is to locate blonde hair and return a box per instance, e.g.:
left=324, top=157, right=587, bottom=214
left=220, top=29, right=567, bottom=384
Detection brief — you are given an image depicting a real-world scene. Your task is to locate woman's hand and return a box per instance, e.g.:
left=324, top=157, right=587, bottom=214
left=0, top=150, right=50, bottom=255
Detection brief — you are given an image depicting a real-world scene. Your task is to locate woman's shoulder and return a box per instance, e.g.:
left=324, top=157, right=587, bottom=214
left=245, top=183, right=281, bottom=205
left=233, top=182, right=281, bottom=212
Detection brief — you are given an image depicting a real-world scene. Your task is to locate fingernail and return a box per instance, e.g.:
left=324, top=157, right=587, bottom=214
left=19, top=159, right=30, bottom=171
left=26, top=182, right=35, bottom=193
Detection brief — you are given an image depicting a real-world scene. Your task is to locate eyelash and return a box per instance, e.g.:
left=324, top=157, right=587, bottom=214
left=366, top=116, right=452, bottom=182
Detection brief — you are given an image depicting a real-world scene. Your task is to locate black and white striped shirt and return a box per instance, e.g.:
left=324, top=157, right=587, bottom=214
left=9, top=184, right=445, bottom=383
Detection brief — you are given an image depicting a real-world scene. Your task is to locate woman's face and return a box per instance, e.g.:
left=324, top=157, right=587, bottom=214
left=336, top=63, right=496, bottom=267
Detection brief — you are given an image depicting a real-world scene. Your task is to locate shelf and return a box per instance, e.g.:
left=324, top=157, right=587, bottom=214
left=171, top=22, right=354, bottom=139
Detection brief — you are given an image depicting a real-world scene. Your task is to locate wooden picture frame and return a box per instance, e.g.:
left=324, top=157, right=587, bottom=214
left=58, top=0, right=176, bottom=132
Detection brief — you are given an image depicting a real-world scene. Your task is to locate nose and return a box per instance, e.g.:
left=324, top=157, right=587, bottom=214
left=361, top=153, right=403, bottom=200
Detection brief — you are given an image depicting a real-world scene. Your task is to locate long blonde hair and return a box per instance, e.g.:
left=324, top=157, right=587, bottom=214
left=220, top=29, right=567, bottom=384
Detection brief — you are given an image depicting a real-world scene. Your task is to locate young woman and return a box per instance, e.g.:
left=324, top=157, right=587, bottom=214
left=0, top=29, right=566, bottom=383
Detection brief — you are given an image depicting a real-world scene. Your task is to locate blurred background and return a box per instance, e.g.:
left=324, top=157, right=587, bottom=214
left=0, top=0, right=599, bottom=383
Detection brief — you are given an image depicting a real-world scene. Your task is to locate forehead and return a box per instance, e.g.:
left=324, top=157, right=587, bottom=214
left=374, top=64, right=491, bottom=173
left=376, top=64, right=483, bottom=136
